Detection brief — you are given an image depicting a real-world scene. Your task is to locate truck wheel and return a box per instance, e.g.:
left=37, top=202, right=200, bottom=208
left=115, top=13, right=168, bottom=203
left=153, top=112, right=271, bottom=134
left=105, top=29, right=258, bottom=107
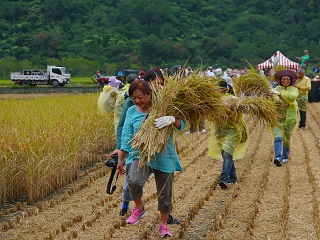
left=52, top=80, right=59, bottom=87
left=59, top=83, right=65, bottom=87
left=22, top=80, right=30, bottom=87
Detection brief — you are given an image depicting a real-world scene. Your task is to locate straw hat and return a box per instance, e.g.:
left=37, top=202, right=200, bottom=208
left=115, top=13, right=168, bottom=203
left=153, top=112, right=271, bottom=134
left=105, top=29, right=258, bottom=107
left=274, top=70, right=297, bottom=85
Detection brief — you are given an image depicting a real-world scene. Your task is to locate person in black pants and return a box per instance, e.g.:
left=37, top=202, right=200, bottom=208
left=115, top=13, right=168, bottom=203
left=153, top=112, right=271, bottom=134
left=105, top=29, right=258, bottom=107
left=295, top=68, right=311, bottom=129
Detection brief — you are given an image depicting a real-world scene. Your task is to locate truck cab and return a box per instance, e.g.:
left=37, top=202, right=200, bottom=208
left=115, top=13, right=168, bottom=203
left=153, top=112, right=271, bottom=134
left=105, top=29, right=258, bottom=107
left=48, top=66, right=71, bottom=87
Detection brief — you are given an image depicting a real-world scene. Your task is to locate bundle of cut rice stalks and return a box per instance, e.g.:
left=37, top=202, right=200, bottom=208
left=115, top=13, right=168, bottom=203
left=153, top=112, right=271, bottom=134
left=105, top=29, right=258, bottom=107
left=233, top=69, right=271, bottom=97
left=222, top=93, right=279, bottom=126
left=131, top=72, right=228, bottom=167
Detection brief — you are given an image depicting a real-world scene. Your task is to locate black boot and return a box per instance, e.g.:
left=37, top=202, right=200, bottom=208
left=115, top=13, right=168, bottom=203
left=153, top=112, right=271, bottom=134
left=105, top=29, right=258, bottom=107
left=119, top=208, right=128, bottom=216
left=167, top=214, right=182, bottom=224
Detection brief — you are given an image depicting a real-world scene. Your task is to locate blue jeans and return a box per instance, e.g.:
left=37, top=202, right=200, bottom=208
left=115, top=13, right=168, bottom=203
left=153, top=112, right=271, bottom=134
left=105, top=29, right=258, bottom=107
left=283, top=147, right=290, bottom=159
left=274, top=137, right=290, bottom=159
left=220, top=150, right=237, bottom=181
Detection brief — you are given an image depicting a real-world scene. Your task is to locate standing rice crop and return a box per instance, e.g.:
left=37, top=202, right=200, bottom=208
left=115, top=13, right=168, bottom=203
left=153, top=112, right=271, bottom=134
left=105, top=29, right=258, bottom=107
left=0, top=93, right=114, bottom=205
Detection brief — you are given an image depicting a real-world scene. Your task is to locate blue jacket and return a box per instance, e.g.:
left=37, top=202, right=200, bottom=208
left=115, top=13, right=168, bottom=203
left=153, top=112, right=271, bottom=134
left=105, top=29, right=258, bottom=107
left=115, top=97, right=134, bottom=149
left=120, top=105, right=184, bottom=173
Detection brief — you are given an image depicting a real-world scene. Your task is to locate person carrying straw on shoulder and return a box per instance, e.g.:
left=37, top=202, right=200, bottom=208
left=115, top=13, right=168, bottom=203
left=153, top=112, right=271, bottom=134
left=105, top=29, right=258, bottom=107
left=117, top=76, right=185, bottom=238
left=269, top=70, right=299, bottom=166
left=208, top=80, right=249, bottom=189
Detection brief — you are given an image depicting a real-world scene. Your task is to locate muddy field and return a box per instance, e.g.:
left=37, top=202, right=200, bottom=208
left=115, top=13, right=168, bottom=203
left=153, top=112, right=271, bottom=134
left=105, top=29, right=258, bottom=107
left=1, top=102, right=320, bottom=240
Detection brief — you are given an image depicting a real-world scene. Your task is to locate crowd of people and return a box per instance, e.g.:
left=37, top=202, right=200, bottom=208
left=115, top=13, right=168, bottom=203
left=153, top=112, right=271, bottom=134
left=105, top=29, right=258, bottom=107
left=101, top=50, right=313, bottom=238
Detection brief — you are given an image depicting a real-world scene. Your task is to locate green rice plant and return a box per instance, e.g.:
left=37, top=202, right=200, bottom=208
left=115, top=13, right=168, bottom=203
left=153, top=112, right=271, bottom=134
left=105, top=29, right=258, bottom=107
left=69, top=77, right=97, bottom=86
left=0, top=79, right=13, bottom=87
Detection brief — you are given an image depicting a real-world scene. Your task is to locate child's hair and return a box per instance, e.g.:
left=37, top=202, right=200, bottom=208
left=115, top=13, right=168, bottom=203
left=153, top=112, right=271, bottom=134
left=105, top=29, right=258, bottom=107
left=218, top=80, right=228, bottom=90
left=141, top=68, right=164, bottom=82
left=126, top=74, right=139, bottom=84
left=129, top=79, right=152, bottom=96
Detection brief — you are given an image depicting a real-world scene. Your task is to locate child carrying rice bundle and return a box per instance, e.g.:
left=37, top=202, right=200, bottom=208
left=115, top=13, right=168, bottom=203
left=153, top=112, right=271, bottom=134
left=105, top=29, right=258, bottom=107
left=208, top=78, right=277, bottom=188
left=208, top=80, right=249, bottom=189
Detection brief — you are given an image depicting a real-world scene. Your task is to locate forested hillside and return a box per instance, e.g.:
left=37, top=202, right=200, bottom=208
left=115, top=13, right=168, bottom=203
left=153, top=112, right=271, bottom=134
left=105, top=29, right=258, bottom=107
left=0, top=0, right=319, bottom=77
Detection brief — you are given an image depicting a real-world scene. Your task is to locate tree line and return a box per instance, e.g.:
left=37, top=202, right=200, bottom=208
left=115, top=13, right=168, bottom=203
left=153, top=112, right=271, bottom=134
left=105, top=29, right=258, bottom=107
left=0, top=0, right=319, bottom=78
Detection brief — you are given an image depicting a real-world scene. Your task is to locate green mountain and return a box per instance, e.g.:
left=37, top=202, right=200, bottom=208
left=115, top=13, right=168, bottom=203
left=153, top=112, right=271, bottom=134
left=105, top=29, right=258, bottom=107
left=0, top=0, right=319, bottom=77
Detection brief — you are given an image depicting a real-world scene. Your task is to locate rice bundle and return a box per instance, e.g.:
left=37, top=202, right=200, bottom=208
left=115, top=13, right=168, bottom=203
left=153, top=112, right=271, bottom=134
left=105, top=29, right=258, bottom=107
left=168, top=75, right=228, bottom=124
left=233, top=69, right=271, bottom=96
left=131, top=72, right=228, bottom=167
left=273, top=95, right=289, bottom=121
left=229, top=94, right=280, bottom=126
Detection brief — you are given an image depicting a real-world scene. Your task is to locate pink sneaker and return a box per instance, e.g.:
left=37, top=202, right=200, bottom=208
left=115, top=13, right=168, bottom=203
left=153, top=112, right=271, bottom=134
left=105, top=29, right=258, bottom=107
left=159, top=224, right=172, bottom=238
left=126, top=207, right=146, bottom=225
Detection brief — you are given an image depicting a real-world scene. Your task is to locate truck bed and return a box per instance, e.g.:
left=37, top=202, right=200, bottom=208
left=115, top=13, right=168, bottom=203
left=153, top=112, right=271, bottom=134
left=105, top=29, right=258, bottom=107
left=10, top=72, right=49, bottom=81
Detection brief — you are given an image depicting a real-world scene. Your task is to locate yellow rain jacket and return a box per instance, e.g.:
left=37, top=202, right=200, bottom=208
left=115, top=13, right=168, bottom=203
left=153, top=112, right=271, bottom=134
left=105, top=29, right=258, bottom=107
left=295, top=76, right=311, bottom=111
left=271, top=85, right=299, bottom=148
left=97, top=85, right=119, bottom=114
left=208, top=94, right=249, bottom=160
left=113, top=84, right=130, bottom=134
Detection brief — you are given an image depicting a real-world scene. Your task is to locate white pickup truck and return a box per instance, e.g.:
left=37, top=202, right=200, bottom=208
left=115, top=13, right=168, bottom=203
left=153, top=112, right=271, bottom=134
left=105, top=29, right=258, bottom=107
left=11, top=66, right=71, bottom=87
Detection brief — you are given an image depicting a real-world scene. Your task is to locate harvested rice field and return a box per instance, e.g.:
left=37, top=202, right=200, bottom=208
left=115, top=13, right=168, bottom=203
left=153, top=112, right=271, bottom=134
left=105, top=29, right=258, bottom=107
left=1, top=102, right=320, bottom=240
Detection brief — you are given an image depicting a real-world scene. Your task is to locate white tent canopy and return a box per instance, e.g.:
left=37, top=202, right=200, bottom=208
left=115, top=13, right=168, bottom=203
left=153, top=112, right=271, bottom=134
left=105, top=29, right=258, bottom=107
left=256, top=51, right=301, bottom=70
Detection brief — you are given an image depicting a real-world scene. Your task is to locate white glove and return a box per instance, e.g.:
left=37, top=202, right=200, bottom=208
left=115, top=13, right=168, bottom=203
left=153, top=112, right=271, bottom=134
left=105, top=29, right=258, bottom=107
left=269, top=88, right=280, bottom=95
left=154, top=116, right=175, bottom=129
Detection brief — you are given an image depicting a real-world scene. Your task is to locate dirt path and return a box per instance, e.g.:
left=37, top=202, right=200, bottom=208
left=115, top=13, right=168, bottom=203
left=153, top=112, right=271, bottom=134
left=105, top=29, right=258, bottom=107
left=1, top=102, right=320, bottom=240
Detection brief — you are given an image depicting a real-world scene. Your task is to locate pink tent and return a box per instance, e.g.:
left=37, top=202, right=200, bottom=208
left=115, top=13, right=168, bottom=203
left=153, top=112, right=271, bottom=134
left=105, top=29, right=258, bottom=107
left=256, top=51, right=300, bottom=70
